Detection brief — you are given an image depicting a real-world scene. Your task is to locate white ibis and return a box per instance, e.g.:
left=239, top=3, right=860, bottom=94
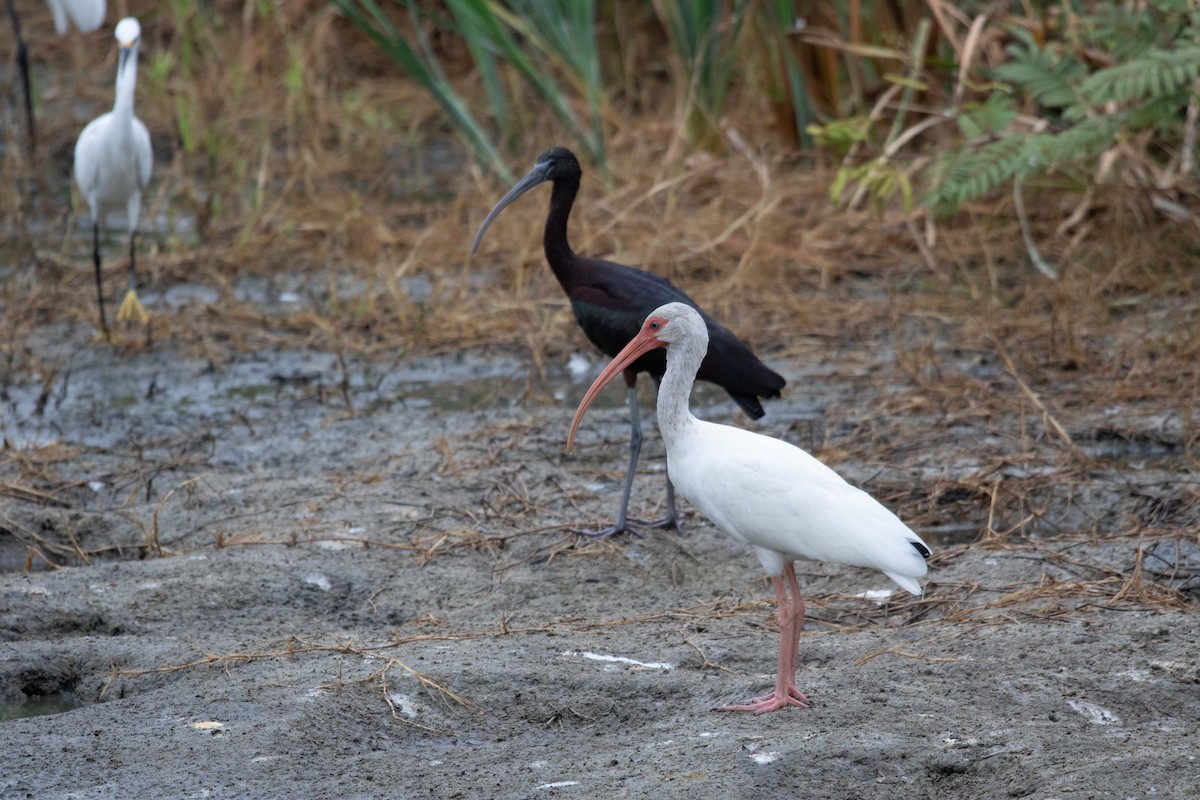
left=567, top=302, right=931, bottom=714
left=73, top=15, right=151, bottom=339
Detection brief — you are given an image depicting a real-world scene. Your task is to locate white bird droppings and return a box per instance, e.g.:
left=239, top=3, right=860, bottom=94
left=536, top=781, right=580, bottom=790
left=566, top=352, right=593, bottom=383
left=314, top=539, right=356, bottom=551
left=1066, top=699, right=1120, bottom=724
left=749, top=752, right=781, bottom=765
left=303, top=573, right=332, bottom=591
left=562, top=651, right=674, bottom=670
left=855, top=588, right=896, bottom=602
left=389, top=693, right=417, bottom=718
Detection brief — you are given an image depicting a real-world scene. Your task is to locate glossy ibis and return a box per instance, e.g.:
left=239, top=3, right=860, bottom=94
left=568, top=303, right=931, bottom=713
left=73, top=16, right=151, bottom=339
left=472, top=147, right=785, bottom=537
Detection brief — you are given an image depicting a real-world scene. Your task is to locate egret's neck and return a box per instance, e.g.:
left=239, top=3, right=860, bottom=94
left=543, top=176, right=579, bottom=277
left=656, top=333, right=707, bottom=445
left=113, top=47, right=140, bottom=126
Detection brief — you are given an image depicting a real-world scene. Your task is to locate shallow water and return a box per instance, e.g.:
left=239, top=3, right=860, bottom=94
left=0, top=693, right=89, bottom=722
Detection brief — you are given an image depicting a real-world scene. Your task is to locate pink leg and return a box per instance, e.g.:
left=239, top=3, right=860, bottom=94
left=782, top=562, right=805, bottom=697
left=719, top=563, right=810, bottom=714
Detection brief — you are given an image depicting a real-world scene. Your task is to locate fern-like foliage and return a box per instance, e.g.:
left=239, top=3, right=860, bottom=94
left=992, top=45, right=1086, bottom=110
left=927, top=136, right=1029, bottom=213
left=924, top=7, right=1200, bottom=216
left=1076, top=46, right=1200, bottom=109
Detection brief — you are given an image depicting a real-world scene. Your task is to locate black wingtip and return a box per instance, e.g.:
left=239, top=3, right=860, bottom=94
left=911, top=540, right=932, bottom=559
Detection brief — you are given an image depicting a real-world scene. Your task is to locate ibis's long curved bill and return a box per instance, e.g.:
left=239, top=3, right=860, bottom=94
left=567, top=330, right=665, bottom=454
left=470, top=160, right=553, bottom=256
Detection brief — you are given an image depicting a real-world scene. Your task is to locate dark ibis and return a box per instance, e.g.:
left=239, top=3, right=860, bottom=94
left=568, top=303, right=931, bottom=713
left=472, top=147, right=786, bottom=537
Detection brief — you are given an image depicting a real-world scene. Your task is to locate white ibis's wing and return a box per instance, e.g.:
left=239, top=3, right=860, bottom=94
left=669, top=421, right=929, bottom=591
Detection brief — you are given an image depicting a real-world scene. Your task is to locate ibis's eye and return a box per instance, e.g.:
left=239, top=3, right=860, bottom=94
left=649, top=321, right=660, bottom=330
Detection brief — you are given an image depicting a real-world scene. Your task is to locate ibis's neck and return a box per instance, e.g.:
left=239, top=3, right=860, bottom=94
left=113, top=48, right=140, bottom=128
left=543, top=176, right=580, bottom=279
left=655, top=336, right=707, bottom=445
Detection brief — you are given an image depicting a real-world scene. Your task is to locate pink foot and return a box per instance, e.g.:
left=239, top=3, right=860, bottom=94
left=718, top=687, right=809, bottom=714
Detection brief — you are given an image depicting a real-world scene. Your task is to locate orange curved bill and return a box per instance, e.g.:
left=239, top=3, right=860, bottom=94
left=566, top=331, right=664, bottom=454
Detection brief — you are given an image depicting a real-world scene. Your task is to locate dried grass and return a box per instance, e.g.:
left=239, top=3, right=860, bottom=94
left=2, top=4, right=1198, bottom=599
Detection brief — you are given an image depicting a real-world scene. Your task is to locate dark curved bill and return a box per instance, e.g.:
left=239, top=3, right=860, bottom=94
left=470, top=161, right=552, bottom=256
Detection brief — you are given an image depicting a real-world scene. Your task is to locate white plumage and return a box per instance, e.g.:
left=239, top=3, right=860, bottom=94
left=74, top=16, right=152, bottom=337
left=568, top=302, right=931, bottom=714
left=47, top=0, right=106, bottom=35
left=667, top=421, right=928, bottom=594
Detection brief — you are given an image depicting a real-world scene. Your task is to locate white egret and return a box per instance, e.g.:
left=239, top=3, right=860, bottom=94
left=568, top=303, right=932, bottom=714
left=47, top=0, right=105, bottom=35
left=73, top=15, right=151, bottom=338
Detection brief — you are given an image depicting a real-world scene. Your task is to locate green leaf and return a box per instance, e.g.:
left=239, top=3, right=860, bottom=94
left=1078, top=46, right=1200, bottom=107
left=957, top=94, right=1018, bottom=139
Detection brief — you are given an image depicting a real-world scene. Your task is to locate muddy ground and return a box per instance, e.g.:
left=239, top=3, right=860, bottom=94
left=1, top=273, right=1197, bottom=800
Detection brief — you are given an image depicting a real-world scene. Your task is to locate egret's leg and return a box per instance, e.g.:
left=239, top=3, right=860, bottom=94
left=92, top=222, right=110, bottom=340
left=117, top=228, right=147, bottom=324
left=7, top=0, right=35, bottom=150
left=719, top=570, right=809, bottom=714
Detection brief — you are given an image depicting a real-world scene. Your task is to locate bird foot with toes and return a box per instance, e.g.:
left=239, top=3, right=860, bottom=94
left=718, top=687, right=809, bottom=714
left=117, top=289, right=149, bottom=325
left=628, top=513, right=679, bottom=531
left=570, top=523, right=641, bottom=540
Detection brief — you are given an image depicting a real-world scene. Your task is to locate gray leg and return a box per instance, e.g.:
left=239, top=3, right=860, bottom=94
left=576, top=385, right=641, bottom=538
left=576, top=384, right=679, bottom=537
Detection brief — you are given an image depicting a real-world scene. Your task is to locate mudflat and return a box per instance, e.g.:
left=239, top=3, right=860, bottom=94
left=2, top=297, right=1196, bottom=799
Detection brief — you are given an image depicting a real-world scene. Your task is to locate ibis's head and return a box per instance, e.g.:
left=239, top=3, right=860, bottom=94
left=470, top=146, right=582, bottom=256
left=635, top=302, right=706, bottom=347
left=115, top=17, right=142, bottom=49
left=566, top=303, right=705, bottom=454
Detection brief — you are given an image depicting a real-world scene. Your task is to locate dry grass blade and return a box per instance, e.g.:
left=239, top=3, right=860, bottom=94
left=989, top=333, right=1076, bottom=452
